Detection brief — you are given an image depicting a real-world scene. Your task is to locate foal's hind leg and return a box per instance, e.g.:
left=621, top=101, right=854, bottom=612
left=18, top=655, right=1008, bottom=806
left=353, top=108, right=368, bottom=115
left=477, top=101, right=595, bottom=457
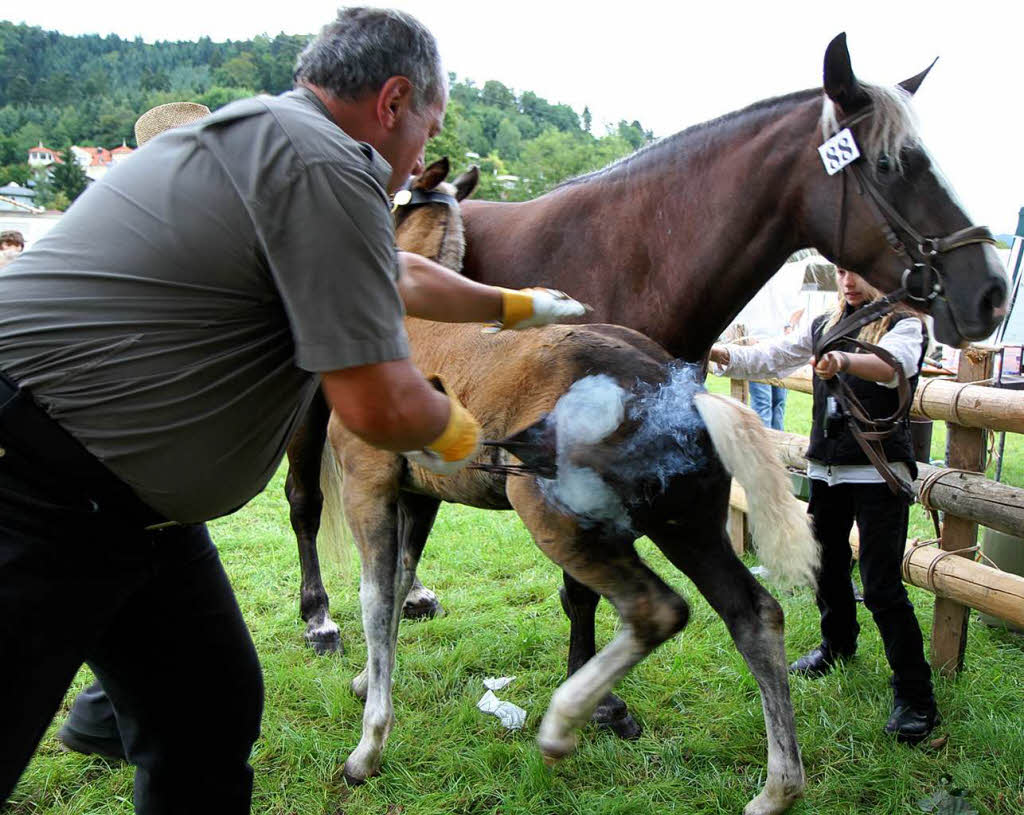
left=651, top=525, right=805, bottom=815
left=284, top=390, right=341, bottom=654
left=560, top=573, right=641, bottom=739
left=507, top=478, right=689, bottom=763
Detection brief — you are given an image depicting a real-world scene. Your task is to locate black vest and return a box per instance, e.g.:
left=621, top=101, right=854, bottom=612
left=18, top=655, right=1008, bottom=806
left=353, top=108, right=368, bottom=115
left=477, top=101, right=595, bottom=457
left=805, top=309, right=926, bottom=477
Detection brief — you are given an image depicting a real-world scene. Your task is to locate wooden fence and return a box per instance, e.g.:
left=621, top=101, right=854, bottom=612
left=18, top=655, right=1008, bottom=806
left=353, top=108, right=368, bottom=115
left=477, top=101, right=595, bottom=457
left=727, top=345, right=1024, bottom=677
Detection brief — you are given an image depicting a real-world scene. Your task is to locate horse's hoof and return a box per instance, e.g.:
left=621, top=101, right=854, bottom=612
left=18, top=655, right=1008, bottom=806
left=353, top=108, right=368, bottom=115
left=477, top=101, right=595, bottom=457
left=341, top=761, right=376, bottom=786
left=539, top=750, right=564, bottom=768
left=305, top=631, right=343, bottom=656
left=597, top=712, right=643, bottom=740
left=402, top=594, right=444, bottom=620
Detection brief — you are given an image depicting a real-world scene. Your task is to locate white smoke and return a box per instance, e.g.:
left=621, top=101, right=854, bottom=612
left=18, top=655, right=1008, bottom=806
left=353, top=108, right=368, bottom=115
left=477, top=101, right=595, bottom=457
left=539, top=365, right=708, bottom=531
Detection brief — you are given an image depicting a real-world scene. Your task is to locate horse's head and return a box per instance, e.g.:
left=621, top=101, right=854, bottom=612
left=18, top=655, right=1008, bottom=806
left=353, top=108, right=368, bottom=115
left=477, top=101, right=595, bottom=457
left=393, top=156, right=480, bottom=270
left=799, top=33, right=1006, bottom=346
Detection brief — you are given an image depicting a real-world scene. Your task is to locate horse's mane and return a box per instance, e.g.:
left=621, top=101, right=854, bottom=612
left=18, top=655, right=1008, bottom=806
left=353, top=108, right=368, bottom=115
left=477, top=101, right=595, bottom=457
left=552, top=88, right=822, bottom=191
left=554, top=81, right=920, bottom=191
left=820, top=81, right=920, bottom=173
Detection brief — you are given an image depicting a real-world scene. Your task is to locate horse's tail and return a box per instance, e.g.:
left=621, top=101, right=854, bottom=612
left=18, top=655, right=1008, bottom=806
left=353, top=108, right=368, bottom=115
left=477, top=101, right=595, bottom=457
left=317, top=439, right=354, bottom=573
left=694, top=392, right=819, bottom=588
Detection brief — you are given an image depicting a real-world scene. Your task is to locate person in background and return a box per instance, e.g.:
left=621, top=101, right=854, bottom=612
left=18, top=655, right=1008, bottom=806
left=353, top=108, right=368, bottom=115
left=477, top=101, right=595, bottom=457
left=0, top=9, right=585, bottom=813
left=709, top=267, right=939, bottom=744
left=0, top=230, right=25, bottom=268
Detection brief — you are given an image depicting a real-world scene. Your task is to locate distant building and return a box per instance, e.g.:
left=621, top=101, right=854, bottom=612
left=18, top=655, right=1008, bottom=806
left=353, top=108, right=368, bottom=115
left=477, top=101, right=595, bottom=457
left=27, top=143, right=63, bottom=168
left=26, top=141, right=135, bottom=181
left=0, top=183, right=41, bottom=214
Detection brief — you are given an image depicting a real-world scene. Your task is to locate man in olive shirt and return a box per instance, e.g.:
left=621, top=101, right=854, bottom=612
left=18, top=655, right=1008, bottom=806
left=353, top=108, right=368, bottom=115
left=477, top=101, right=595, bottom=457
left=0, top=8, right=583, bottom=812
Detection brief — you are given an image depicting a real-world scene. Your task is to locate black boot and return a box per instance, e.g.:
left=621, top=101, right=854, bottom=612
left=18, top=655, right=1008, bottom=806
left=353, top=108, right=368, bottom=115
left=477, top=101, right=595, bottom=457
left=788, top=643, right=853, bottom=678
left=56, top=723, right=126, bottom=761
left=884, top=697, right=940, bottom=745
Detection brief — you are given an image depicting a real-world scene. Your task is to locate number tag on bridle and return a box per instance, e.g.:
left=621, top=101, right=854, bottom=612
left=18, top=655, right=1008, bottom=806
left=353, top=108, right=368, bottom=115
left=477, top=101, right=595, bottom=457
left=818, top=128, right=861, bottom=176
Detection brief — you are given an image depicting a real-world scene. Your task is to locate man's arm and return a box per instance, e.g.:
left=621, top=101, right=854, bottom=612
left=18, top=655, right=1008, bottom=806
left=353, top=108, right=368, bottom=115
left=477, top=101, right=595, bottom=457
left=321, top=360, right=450, bottom=451
left=397, top=251, right=502, bottom=323
left=397, top=251, right=587, bottom=328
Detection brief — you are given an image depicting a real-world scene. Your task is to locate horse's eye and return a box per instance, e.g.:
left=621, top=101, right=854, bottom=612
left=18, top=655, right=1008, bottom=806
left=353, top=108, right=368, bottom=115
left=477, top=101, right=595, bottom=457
left=877, top=155, right=892, bottom=174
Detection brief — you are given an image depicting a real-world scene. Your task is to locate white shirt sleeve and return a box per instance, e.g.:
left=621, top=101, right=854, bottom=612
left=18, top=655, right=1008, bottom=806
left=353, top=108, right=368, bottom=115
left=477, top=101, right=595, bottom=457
left=713, top=319, right=815, bottom=380
left=875, top=318, right=925, bottom=388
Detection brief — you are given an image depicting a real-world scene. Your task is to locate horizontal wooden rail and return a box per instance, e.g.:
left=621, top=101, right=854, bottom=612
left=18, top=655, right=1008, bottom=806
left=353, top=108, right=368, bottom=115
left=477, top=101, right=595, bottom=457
left=730, top=483, right=1024, bottom=629
left=766, top=367, right=1024, bottom=435
left=766, top=429, right=1024, bottom=540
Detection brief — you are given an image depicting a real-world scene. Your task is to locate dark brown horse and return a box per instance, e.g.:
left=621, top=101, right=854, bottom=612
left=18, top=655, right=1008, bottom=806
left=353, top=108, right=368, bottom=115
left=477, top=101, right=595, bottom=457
left=286, top=32, right=1006, bottom=655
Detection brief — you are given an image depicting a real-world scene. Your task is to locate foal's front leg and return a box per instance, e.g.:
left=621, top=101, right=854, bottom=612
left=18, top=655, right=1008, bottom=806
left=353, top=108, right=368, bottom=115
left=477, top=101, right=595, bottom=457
left=342, top=491, right=410, bottom=784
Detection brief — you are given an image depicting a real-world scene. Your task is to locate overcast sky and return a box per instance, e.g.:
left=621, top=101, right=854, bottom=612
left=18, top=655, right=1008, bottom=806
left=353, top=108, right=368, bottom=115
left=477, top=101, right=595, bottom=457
left=9, top=1, right=1023, bottom=233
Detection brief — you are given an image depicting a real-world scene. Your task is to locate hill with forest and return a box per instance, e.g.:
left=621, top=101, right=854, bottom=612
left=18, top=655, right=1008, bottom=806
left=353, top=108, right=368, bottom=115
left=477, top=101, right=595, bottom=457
left=0, top=21, right=653, bottom=205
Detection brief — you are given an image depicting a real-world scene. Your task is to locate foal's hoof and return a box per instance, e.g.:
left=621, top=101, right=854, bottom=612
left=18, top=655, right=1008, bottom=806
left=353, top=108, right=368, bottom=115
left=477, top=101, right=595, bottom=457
left=596, top=712, right=643, bottom=740
left=402, top=586, right=445, bottom=620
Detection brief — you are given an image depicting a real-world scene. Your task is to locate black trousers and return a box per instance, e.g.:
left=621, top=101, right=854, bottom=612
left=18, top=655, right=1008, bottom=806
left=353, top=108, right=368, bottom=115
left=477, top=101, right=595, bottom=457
left=808, top=478, right=933, bottom=704
left=0, top=374, right=263, bottom=813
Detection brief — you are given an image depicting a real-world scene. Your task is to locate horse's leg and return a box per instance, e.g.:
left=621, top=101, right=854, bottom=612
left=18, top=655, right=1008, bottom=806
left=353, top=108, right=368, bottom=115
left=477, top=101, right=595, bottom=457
left=649, top=520, right=804, bottom=815
left=284, top=390, right=341, bottom=654
left=559, top=572, right=641, bottom=739
left=351, top=492, right=441, bottom=702
left=341, top=482, right=406, bottom=784
left=507, top=478, right=689, bottom=763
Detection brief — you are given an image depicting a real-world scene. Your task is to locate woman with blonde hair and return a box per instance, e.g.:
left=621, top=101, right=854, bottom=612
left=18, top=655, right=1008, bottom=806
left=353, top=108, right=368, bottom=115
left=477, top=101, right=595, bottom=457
left=710, top=267, right=938, bottom=744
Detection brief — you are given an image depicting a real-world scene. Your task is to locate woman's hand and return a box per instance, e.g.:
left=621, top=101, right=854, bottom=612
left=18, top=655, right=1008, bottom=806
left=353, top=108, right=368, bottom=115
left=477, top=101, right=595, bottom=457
left=811, top=351, right=848, bottom=380
left=708, top=344, right=730, bottom=366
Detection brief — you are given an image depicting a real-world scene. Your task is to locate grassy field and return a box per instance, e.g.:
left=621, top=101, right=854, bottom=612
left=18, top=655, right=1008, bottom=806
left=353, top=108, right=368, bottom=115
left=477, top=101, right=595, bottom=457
left=9, top=377, right=1024, bottom=814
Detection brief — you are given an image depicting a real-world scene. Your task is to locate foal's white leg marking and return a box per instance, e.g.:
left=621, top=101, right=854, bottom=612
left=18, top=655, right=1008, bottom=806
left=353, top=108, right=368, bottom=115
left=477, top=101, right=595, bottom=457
left=304, top=609, right=341, bottom=646
left=537, top=627, right=645, bottom=761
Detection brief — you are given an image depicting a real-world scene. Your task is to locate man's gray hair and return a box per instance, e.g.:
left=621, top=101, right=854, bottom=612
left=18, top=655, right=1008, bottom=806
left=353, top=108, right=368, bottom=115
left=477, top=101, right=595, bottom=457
left=294, top=7, right=445, bottom=110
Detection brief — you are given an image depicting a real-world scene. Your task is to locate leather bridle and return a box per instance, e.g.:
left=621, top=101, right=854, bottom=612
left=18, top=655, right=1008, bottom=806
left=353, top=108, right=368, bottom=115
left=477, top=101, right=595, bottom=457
left=816, top=107, right=996, bottom=499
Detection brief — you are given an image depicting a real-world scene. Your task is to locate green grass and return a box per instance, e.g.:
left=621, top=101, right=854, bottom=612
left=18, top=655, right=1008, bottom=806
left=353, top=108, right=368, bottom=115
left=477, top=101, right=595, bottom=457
left=9, top=383, right=1024, bottom=814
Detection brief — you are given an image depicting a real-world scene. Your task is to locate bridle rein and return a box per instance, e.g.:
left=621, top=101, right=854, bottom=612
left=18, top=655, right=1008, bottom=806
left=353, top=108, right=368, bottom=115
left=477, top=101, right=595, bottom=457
left=817, top=107, right=996, bottom=499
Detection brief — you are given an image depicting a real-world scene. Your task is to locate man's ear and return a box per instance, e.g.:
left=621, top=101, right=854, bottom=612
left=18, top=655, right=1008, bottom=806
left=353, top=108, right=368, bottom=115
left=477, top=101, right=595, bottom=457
left=376, top=76, right=415, bottom=130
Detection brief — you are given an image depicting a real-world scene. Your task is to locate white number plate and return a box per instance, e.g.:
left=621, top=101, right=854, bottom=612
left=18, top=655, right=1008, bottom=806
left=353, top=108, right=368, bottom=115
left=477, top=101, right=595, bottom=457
left=818, top=128, right=861, bottom=175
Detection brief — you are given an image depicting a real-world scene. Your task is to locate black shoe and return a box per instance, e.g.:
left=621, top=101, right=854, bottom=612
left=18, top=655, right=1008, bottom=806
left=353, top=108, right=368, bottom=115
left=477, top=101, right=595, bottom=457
left=56, top=725, right=126, bottom=761
left=788, top=645, right=853, bottom=678
left=884, top=701, right=941, bottom=745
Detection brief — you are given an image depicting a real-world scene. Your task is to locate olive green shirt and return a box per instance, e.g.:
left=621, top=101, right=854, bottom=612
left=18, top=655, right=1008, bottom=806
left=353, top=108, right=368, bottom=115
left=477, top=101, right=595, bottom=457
left=0, top=88, right=409, bottom=522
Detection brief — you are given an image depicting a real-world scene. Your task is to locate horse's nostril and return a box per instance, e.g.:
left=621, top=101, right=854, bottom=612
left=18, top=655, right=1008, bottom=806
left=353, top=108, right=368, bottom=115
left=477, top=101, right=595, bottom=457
left=979, top=277, right=1007, bottom=318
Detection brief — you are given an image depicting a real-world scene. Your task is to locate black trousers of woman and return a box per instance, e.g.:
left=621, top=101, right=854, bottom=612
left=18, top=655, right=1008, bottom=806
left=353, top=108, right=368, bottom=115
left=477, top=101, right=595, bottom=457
left=807, top=478, right=934, bottom=706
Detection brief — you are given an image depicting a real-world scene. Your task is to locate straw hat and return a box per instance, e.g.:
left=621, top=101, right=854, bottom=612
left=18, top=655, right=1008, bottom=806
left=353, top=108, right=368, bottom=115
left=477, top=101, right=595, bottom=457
left=134, top=101, right=211, bottom=146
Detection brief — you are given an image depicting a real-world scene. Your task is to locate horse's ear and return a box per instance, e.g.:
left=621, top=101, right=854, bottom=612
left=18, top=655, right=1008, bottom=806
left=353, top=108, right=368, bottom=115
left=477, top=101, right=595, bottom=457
left=416, top=156, right=450, bottom=190
left=823, top=32, right=869, bottom=113
left=898, top=57, right=938, bottom=96
left=452, top=165, right=480, bottom=202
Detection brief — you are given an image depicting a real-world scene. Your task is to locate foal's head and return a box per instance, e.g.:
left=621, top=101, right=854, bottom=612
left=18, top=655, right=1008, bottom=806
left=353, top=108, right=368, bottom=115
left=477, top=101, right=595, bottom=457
left=798, top=33, right=1006, bottom=345
left=393, top=156, right=480, bottom=270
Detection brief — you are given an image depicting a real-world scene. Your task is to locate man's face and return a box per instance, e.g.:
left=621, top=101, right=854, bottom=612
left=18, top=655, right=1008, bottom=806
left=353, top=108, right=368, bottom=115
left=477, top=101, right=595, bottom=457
left=837, top=268, right=869, bottom=307
left=382, top=92, right=446, bottom=194
left=0, top=241, right=22, bottom=253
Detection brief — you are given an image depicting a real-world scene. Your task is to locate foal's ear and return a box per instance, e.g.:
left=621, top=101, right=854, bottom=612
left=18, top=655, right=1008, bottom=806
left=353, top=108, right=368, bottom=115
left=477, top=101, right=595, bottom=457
left=898, top=57, right=938, bottom=96
left=417, top=157, right=450, bottom=190
left=823, top=32, right=869, bottom=113
left=453, top=165, right=480, bottom=202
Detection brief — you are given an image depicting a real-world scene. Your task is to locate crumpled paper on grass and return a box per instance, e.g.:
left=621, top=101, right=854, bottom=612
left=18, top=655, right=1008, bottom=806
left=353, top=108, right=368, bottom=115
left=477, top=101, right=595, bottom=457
left=477, top=677, right=526, bottom=730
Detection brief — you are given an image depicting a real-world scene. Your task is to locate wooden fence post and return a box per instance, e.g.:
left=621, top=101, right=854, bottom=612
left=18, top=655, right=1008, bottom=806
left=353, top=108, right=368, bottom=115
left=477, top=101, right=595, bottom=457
left=727, top=326, right=749, bottom=555
left=930, top=345, right=995, bottom=677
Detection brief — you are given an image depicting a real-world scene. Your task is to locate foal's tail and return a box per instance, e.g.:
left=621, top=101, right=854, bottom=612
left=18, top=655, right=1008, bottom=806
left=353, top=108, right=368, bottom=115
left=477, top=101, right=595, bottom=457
left=694, top=392, right=819, bottom=588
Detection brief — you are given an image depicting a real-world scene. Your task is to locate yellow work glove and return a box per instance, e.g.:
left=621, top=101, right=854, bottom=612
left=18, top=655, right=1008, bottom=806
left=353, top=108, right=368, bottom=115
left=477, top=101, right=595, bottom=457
left=403, top=378, right=482, bottom=476
left=484, top=287, right=588, bottom=332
